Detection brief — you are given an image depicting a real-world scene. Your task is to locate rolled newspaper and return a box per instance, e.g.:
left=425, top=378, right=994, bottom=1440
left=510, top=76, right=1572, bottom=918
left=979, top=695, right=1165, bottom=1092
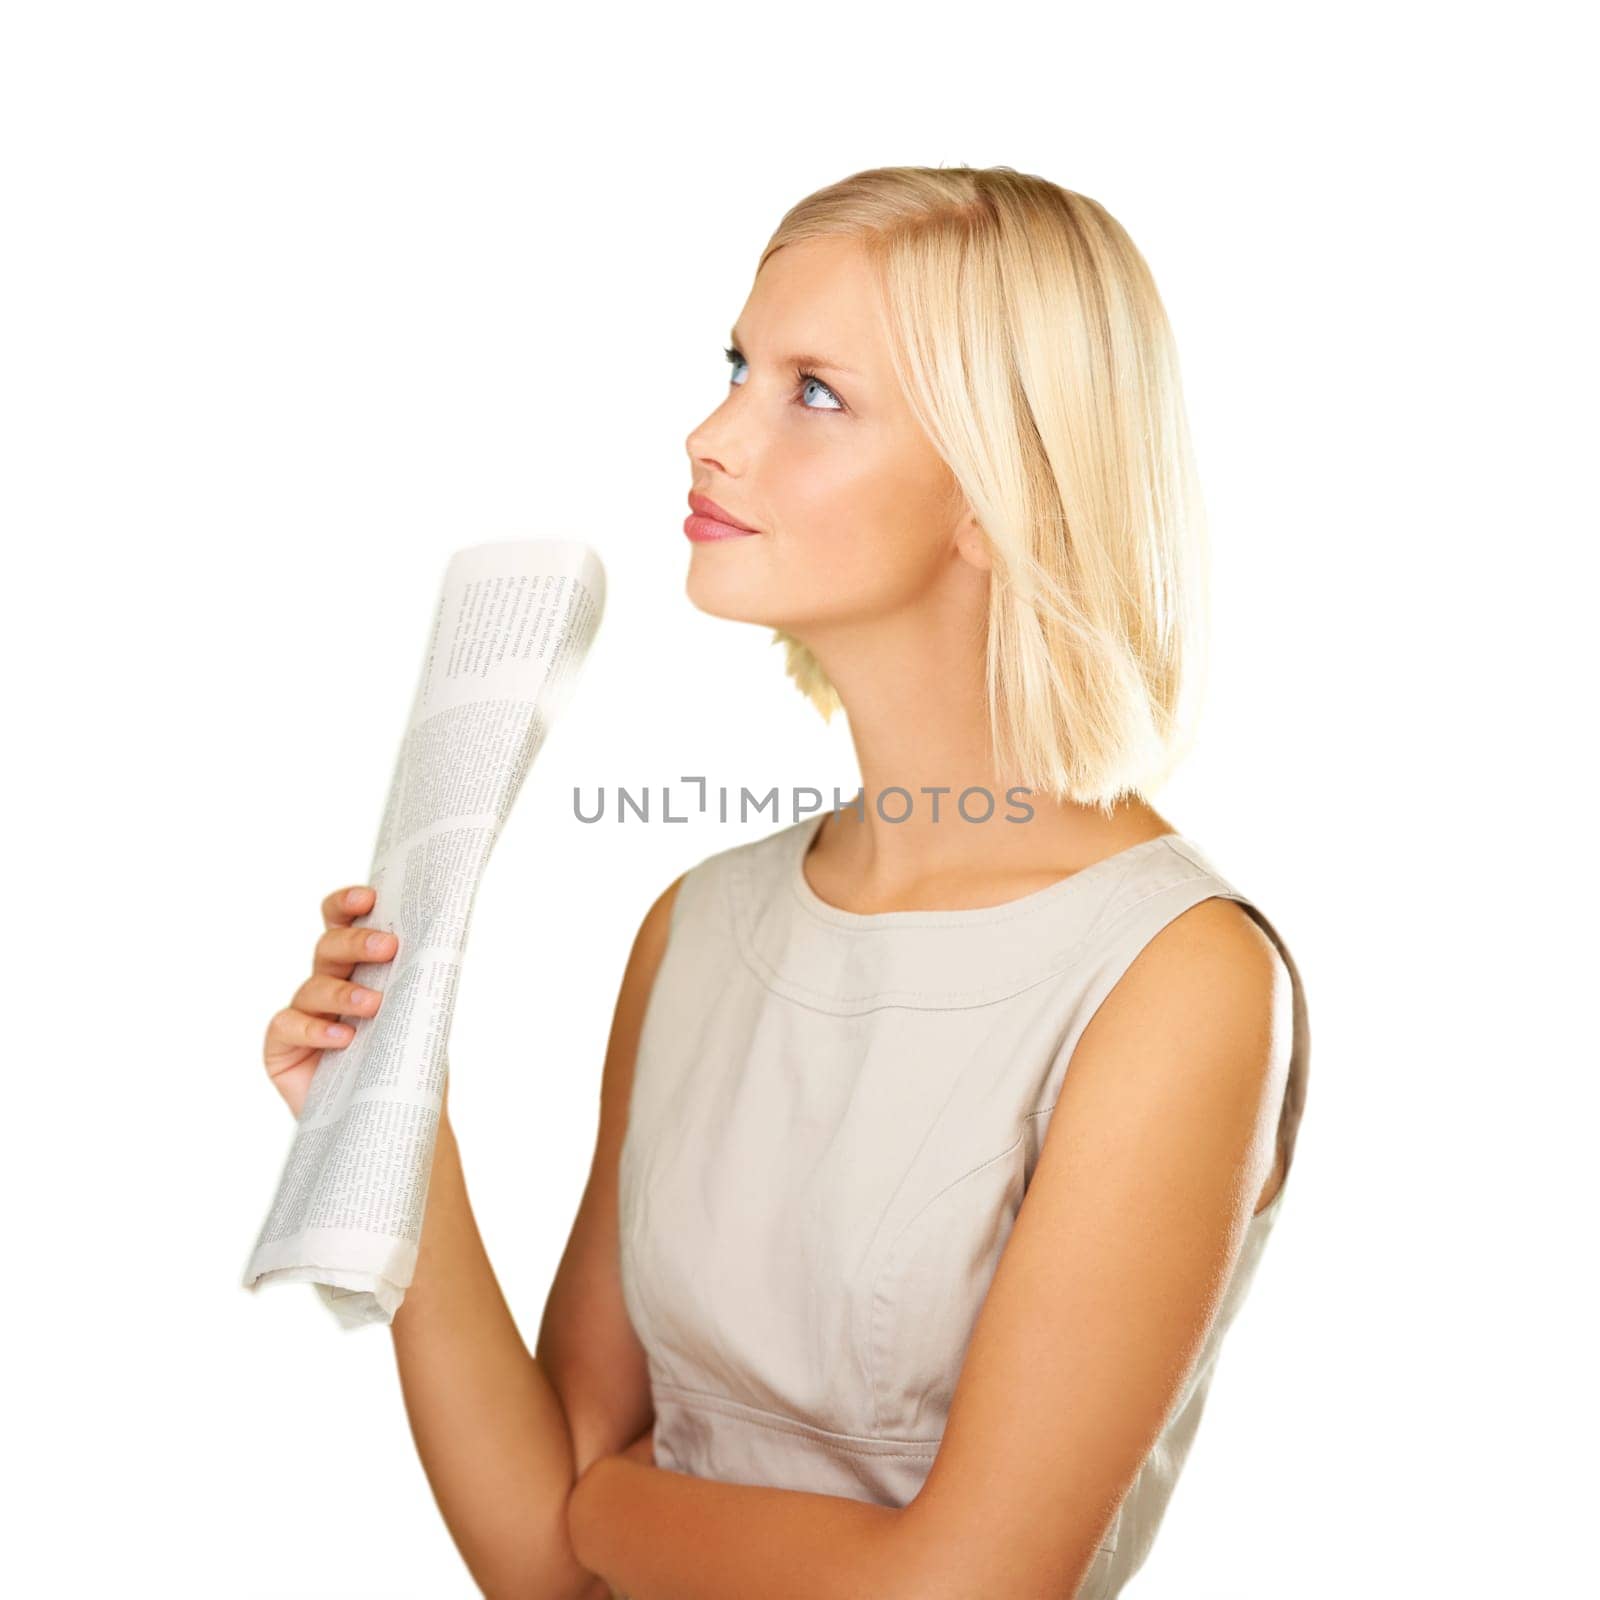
left=243, top=539, right=605, bottom=1328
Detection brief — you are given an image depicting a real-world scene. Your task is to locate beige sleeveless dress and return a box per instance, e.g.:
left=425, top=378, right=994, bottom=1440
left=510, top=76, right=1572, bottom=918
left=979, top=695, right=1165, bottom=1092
left=617, top=813, right=1310, bottom=1597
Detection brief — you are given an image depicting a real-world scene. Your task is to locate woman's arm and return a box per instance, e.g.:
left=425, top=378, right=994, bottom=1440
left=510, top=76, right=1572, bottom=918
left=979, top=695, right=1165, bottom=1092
left=899, top=897, right=1292, bottom=1596
left=568, top=1455, right=908, bottom=1600
left=393, top=875, right=681, bottom=1599
left=617, top=1423, right=655, bottom=1468
left=391, top=1114, right=600, bottom=1600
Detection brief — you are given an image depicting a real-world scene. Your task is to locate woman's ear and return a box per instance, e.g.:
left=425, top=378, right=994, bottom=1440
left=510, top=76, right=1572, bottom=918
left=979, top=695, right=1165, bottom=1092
left=953, top=508, right=993, bottom=574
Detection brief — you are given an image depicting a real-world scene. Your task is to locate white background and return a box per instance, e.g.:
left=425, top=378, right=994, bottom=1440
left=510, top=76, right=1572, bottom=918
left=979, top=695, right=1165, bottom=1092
left=3, top=4, right=1592, bottom=1595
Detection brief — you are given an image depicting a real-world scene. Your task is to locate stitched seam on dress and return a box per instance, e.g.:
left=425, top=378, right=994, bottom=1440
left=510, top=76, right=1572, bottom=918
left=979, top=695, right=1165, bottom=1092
left=652, top=1380, right=940, bottom=1457
left=737, top=962, right=1079, bottom=1016
left=730, top=845, right=1208, bottom=1010
left=865, top=1117, right=1042, bottom=1434
left=732, top=866, right=1114, bottom=1010
left=732, top=877, right=1199, bottom=1012
left=789, top=827, right=1183, bottom=932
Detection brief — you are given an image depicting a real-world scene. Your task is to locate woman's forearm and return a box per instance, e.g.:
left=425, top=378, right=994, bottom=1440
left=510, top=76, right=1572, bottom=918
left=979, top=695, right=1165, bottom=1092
left=390, top=1115, right=601, bottom=1600
left=567, top=1453, right=912, bottom=1600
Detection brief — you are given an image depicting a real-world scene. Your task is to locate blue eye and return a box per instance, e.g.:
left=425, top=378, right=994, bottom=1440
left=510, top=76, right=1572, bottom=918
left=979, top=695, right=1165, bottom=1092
left=795, top=372, right=844, bottom=412
left=723, top=346, right=845, bottom=413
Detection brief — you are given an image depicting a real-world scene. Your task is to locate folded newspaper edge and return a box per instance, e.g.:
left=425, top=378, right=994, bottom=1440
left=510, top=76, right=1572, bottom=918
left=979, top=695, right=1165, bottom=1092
left=242, top=539, right=606, bottom=1329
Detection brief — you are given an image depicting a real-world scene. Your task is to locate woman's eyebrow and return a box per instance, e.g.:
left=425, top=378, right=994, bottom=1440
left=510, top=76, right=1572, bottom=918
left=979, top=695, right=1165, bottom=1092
left=727, top=326, right=860, bottom=377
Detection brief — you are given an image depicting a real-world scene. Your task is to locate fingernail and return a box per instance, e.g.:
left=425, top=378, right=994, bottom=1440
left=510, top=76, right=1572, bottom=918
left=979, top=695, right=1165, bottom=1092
left=366, top=932, right=388, bottom=954
left=345, top=889, right=364, bottom=909
left=326, top=1022, right=352, bottom=1041
left=349, top=986, right=375, bottom=1006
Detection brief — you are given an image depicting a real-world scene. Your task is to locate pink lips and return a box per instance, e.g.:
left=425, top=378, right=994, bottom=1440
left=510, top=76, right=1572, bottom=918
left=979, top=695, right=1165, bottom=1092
left=685, top=492, right=762, bottom=542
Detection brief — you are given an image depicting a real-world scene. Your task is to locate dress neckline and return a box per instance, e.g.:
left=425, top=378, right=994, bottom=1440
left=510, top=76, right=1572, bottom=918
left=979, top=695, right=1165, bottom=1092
left=790, top=810, right=1185, bottom=930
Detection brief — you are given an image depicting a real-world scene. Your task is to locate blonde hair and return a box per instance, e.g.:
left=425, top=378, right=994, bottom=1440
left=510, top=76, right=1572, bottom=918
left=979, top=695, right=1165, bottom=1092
left=761, top=165, right=1211, bottom=813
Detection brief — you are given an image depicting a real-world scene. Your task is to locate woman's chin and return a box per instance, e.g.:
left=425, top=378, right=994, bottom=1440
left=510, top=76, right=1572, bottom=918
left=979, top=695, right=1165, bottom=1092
left=684, top=566, right=780, bottom=625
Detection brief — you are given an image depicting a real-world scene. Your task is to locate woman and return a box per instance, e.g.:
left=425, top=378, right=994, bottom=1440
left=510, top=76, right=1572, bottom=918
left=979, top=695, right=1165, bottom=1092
left=263, top=165, right=1310, bottom=1600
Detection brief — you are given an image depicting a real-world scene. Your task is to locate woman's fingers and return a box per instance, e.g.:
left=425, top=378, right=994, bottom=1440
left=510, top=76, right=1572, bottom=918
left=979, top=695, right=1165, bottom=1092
left=266, top=1004, right=356, bottom=1053
left=312, top=922, right=398, bottom=977
left=322, top=883, right=376, bottom=929
left=262, top=885, right=394, bottom=1118
left=290, top=971, right=383, bottom=1026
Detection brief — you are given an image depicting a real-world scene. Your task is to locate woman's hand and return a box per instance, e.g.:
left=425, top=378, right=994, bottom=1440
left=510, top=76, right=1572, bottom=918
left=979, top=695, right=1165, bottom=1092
left=261, top=884, right=397, bottom=1118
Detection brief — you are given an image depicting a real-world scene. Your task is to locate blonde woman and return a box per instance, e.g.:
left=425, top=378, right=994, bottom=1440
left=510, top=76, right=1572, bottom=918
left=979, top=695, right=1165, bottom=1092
left=264, top=165, right=1310, bottom=1599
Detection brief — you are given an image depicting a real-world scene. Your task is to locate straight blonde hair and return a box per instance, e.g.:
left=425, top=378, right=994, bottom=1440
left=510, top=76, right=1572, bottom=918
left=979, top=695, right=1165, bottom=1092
left=760, top=166, right=1211, bottom=813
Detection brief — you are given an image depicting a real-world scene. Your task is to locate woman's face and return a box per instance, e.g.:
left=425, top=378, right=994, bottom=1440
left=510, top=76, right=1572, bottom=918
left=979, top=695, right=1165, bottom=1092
left=684, top=235, right=988, bottom=635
